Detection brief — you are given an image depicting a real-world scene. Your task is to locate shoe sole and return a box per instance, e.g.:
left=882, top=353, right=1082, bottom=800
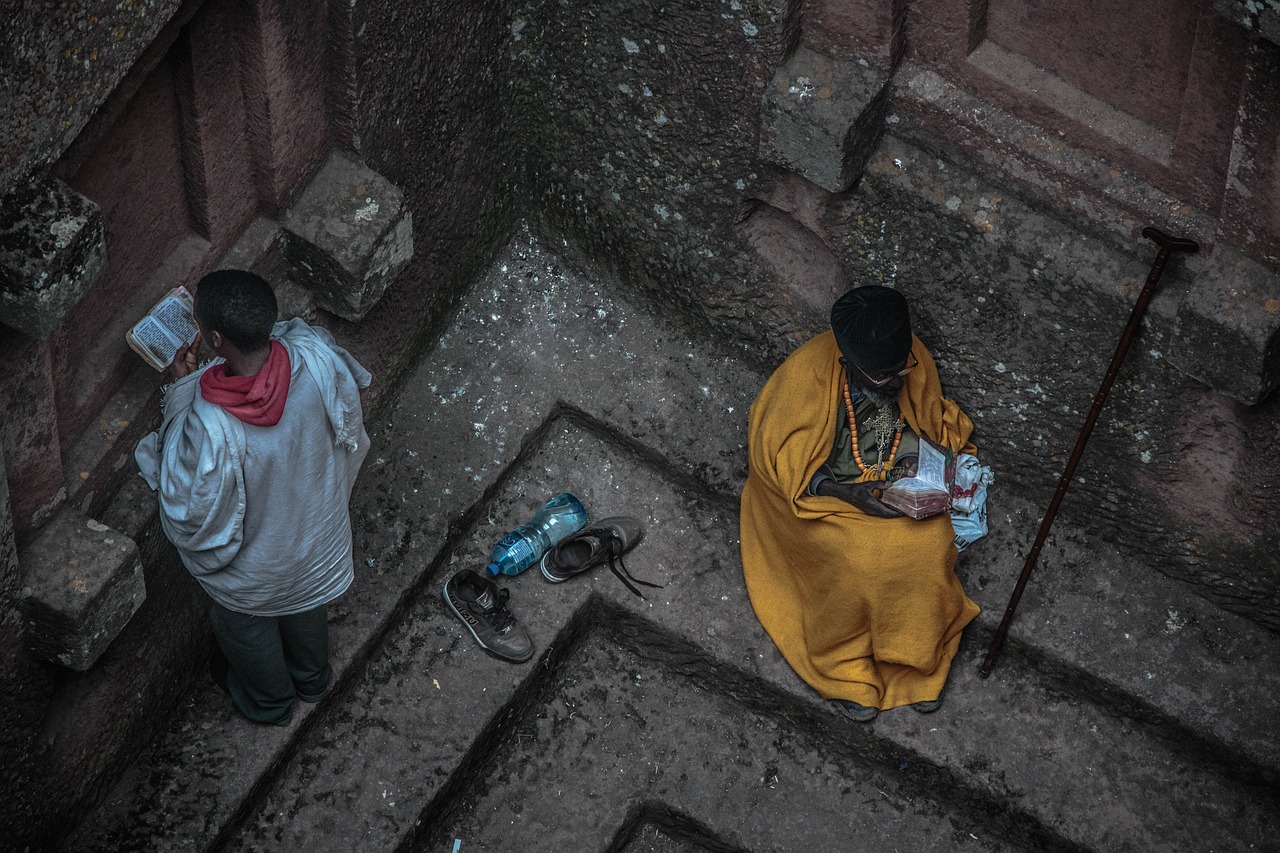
left=442, top=577, right=533, bottom=664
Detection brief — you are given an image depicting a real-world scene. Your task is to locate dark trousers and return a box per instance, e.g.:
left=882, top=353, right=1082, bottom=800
left=209, top=601, right=332, bottom=726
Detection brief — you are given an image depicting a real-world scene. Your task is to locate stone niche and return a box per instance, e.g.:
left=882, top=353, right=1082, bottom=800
left=19, top=506, right=144, bottom=671
left=0, top=175, right=106, bottom=340
left=282, top=150, right=414, bottom=321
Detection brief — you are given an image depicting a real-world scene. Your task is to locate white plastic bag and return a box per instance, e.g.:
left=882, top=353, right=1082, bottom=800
left=950, top=453, right=993, bottom=551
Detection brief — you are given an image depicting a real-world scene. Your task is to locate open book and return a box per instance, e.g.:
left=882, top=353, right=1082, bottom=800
left=880, top=437, right=956, bottom=519
left=126, top=287, right=198, bottom=371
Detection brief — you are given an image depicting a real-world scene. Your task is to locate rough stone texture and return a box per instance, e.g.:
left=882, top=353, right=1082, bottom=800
left=68, top=233, right=1280, bottom=852
left=0, top=333, right=65, bottom=541
left=18, top=506, right=143, bottom=671
left=0, top=3, right=520, bottom=844
left=6, top=0, right=1280, bottom=848
left=804, top=0, right=903, bottom=66
left=0, top=174, right=106, bottom=340
left=886, top=64, right=1280, bottom=404
left=3, top=472, right=209, bottom=850
left=505, top=0, right=813, bottom=364
left=238, top=0, right=333, bottom=216
left=0, top=0, right=186, bottom=198
left=1213, top=0, right=1280, bottom=45
left=282, top=151, right=414, bottom=321
left=760, top=45, right=891, bottom=193
left=1168, top=246, right=1280, bottom=405
left=1219, top=36, right=1280, bottom=265
left=179, top=0, right=263, bottom=248
left=315, top=0, right=519, bottom=393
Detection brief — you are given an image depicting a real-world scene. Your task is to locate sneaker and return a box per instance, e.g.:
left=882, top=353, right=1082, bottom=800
left=443, top=569, right=534, bottom=663
left=539, top=516, right=659, bottom=598
left=911, top=696, right=944, bottom=713
left=832, top=699, right=878, bottom=722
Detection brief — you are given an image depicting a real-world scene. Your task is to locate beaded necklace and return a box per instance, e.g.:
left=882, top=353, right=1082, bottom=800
left=842, top=375, right=904, bottom=476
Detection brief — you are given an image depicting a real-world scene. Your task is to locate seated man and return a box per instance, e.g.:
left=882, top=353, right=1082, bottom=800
left=135, top=270, right=371, bottom=726
left=739, top=285, right=978, bottom=722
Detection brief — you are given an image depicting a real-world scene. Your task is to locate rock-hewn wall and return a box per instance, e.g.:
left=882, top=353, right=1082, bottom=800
left=505, top=0, right=812, bottom=367
left=495, top=1, right=1280, bottom=630
left=2, top=0, right=1279, bottom=846
left=0, top=1, right=520, bottom=846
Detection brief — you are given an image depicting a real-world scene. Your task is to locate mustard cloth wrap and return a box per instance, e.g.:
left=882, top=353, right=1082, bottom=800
left=740, top=331, right=980, bottom=710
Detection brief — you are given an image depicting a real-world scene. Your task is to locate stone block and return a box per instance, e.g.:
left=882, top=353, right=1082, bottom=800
left=1168, top=247, right=1280, bottom=405
left=0, top=175, right=107, bottom=340
left=281, top=151, right=413, bottom=321
left=760, top=47, right=891, bottom=193
left=19, top=506, right=144, bottom=671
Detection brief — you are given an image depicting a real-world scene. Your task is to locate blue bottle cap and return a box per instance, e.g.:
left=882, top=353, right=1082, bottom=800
left=485, top=562, right=501, bottom=576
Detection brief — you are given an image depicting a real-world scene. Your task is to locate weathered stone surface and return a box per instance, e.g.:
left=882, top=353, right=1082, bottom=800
left=71, top=234, right=1280, bottom=852
left=0, top=1, right=186, bottom=198
left=19, top=506, right=143, bottom=671
left=760, top=45, right=891, bottom=192
left=893, top=64, right=1218, bottom=251
left=0, top=174, right=106, bottom=339
left=1168, top=246, right=1280, bottom=405
left=1213, top=0, right=1280, bottom=45
left=0, top=333, right=65, bottom=539
left=281, top=150, right=413, bottom=321
left=738, top=199, right=848, bottom=315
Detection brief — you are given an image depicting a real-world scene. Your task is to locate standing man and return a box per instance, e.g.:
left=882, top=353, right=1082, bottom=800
left=740, top=285, right=979, bottom=722
left=136, top=270, right=371, bottom=726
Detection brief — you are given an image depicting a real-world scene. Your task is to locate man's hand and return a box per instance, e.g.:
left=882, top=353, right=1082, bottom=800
left=815, top=478, right=903, bottom=518
left=890, top=454, right=919, bottom=480
left=167, top=332, right=202, bottom=381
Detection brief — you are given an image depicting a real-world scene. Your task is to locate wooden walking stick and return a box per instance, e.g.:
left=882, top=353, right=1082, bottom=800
left=979, top=227, right=1198, bottom=677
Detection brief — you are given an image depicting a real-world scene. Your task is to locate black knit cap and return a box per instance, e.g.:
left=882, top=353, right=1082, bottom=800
left=830, top=285, right=912, bottom=372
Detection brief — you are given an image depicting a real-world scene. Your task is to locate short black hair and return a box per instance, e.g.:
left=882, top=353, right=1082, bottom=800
left=194, top=270, right=277, bottom=353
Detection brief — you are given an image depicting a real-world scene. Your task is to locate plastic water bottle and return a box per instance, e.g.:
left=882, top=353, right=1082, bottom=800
left=485, top=492, right=588, bottom=577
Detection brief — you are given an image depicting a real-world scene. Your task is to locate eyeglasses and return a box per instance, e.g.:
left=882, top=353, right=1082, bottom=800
left=841, top=353, right=918, bottom=388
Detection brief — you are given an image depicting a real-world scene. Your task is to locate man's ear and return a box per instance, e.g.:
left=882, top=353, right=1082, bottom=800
left=207, top=330, right=224, bottom=351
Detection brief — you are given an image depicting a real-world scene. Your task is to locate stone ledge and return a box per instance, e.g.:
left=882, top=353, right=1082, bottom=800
left=19, top=506, right=144, bottom=671
left=759, top=46, right=891, bottom=193
left=281, top=150, right=414, bottom=321
left=0, top=174, right=107, bottom=340
left=1170, top=247, right=1280, bottom=405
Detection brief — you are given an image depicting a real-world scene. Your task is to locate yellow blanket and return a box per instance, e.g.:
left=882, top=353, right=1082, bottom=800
left=740, top=331, right=979, bottom=709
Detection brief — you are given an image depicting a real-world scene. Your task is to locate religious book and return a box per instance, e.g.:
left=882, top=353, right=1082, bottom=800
left=126, top=286, right=198, bottom=372
left=880, top=437, right=956, bottom=519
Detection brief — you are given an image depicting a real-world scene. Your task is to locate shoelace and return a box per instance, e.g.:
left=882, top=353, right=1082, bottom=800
left=604, top=537, right=663, bottom=600
left=486, top=587, right=517, bottom=632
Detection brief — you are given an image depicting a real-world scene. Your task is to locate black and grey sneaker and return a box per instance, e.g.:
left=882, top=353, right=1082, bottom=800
left=539, top=516, right=660, bottom=598
left=443, top=569, right=534, bottom=663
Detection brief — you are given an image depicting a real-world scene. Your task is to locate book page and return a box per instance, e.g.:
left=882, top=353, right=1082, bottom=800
left=130, top=316, right=181, bottom=369
left=126, top=287, right=198, bottom=371
left=880, top=438, right=953, bottom=518
left=913, top=439, right=949, bottom=490
left=153, top=294, right=198, bottom=345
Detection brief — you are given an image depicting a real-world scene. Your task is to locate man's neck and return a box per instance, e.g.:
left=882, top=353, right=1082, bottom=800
left=222, top=345, right=271, bottom=377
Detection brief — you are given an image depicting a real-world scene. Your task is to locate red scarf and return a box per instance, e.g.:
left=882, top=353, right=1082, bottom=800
left=199, top=341, right=291, bottom=426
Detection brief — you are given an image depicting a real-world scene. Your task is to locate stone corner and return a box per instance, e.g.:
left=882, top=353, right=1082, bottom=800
left=19, top=506, right=145, bottom=671
left=280, top=150, right=414, bottom=322
left=0, top=173, right=107, bottom=340
left=759, top=46, right=892, bottom=193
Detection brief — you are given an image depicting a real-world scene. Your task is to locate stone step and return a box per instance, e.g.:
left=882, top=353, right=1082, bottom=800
left=68, top=230, right=1280, bottom=850
left=224, top=424, right=1277, bottom=852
